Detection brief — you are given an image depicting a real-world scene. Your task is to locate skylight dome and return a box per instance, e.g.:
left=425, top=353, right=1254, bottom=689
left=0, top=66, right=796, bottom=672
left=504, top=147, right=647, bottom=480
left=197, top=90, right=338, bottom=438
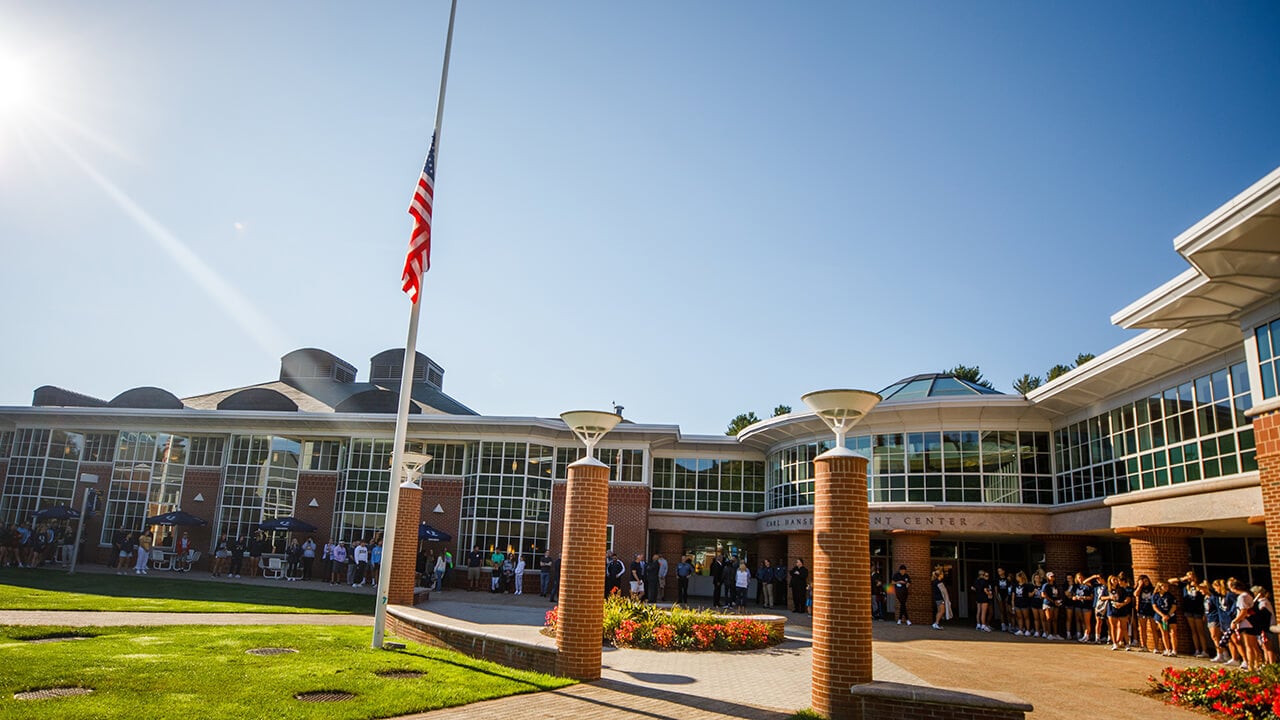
left=877, top=373, right=1005, bottom=403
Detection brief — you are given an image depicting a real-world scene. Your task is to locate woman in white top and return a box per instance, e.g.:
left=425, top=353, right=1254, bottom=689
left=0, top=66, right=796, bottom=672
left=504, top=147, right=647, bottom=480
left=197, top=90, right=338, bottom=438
left=735, top=562, right=751, bottom=612
left=434, top=554, right=447, bottom=591
left=1229, top=578, right=1259, bottom=671
left=514, top=557, right=526, bottom=595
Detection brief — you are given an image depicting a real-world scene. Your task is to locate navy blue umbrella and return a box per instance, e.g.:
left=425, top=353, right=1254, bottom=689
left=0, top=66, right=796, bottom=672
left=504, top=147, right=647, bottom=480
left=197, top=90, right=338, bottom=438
left=258, top=516, right=317, bottom=532
left=418, top=523, right=451, bottom=542
left=33, top=505, right=80, bottom=521
left=144, top=510, right=208, bottom=526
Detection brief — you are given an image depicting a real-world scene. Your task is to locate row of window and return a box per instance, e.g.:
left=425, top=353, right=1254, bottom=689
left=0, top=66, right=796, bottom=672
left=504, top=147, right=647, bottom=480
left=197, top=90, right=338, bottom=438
left=1258, top=318, right=1280, bottom=400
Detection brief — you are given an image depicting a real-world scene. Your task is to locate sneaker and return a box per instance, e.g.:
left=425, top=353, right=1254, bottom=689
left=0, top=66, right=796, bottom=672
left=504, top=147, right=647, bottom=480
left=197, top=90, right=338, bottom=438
left=897, top=619, right=902, bottom=625
left=1124, top=646, right=1132, bottom=652
left=981, top=625, right=992, bottom=632
left=1225, top=658, right=1240, bottom=666
left=932, top=623, right=942, bottom=630
left=1015, top=630, right=1024, bottom=636
left=1240, top=663, right=1250, bottom=671
left=1110, top=644, right=1119, bottom=651
left=905, top=620, right=912, bottom=626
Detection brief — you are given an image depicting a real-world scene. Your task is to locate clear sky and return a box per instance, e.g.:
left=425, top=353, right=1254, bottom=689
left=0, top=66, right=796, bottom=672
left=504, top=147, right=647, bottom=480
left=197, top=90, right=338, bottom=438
left=1, top=1, right=1278, bottom=435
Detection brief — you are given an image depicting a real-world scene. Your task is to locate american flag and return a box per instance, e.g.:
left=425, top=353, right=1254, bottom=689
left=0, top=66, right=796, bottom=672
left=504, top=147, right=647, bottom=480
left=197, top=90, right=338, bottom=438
left=402, top=132, right=437, bottom=304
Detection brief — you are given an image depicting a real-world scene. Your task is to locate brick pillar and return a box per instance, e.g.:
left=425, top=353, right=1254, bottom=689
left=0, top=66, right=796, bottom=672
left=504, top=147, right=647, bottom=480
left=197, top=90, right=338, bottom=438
left=554, top=459, right=610, bottom=680
left=1116, top=525, right=1201, bottom=653
left=811, top=452, right=871, bottom=720
left=889, top=529, right=938, bottom=624
left=1035, top=534, right=1089, bottom=576
left=655, top=531, right=685, bottom=601
left=1255, top=409, right=1280, bottom=589
left=388, top=484, right=422, bottom=606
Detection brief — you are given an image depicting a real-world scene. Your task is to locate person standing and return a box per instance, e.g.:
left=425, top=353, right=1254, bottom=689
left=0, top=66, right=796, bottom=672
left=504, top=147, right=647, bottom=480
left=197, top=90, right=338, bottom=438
left=547, top=553, right=561, bottom=604
left=735, top=561, right=751, bottom=612
left=790, top=558, right=809, bottom=614
left=971, top=569, right=992, bottom=631
left=369, top=541, right=382, bottom=587
left=892, top=564, right=912, bottom=625
left=329, top=541, right=347, bottom=585
left=657, top=553, right=669, bottom=601
left=176, top=532, right=192, bottom=572
left=676, top=555, right=693, bottom=605
left=606, top=552, right=626, bottom=598
left=285, top=538, right=302, bottom=581
left=710, top=553, right=725, bottom=608
left=514, top=556, right=526, bottom=595
left=433, top=553, right=447, bottom=591
left=134, top=533, right=152, bottom=575
left=539, top=549, right=552, bottom=596
left=630, top=553, right=647, bottom=601
left=301, top=536, right=317, bottom=581
left=931, top=568, right=951, bottom=629
left=352, top=540, right=369, bottom=587
left=645, top=553, right=661, bottom=603
left=760, top=559, right=775, bottom=608
left=466, top=546, right=483, bottom=591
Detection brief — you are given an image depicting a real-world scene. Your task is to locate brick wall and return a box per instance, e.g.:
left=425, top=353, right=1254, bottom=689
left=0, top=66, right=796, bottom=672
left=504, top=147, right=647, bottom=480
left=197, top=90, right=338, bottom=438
left=889, top=529, right=938, bottom=624
left=181, top=467, right=224, bottom=566
left=851, top=682, right=1031, bottom=720
left=655, top=531, right=685, bottom=601
left=1036, top=535, right=1089, bottom=576
left=549, top=482, right=567, bottom=555
left=607, top=485, right=650, bottom=560
left=419, top=476, right=463, bottom=549
left=811, top=454, right=872, bottom=719
left=295, top=471, right=338, bottom=542
left=386, top=611, right=558, bottom=676
left=1255, top=410, right=1280, bottom=591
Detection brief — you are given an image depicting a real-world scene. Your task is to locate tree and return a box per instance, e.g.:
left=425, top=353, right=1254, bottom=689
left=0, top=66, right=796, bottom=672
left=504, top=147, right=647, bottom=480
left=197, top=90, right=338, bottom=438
left=772, top=404, right=792, bottom=417
left=945, top=364, right=994, bottom=390
left=1075, top=352, right=1096, bottom=366
left=1046, top=364, right=1074, bottom=381
left=725, top=412, right=761, bottom=436
left=1012, top=374, right=1043, bottom=395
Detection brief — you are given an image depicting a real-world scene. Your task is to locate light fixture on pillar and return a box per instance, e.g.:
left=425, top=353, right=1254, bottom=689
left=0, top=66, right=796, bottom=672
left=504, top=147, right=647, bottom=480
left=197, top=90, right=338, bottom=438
left=801, top=389, right=882, bottom=457
left=400, top=452, right=434, bottom=489
left=559, top=410, right=622, bottom=467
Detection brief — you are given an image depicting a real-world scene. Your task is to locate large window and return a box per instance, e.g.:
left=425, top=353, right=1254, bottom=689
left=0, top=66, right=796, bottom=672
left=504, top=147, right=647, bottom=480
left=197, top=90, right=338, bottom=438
left=0, top=429, right=83, bottom=524
left=651, top=457, right=764, bottom=512
left=1055, top=361, right=1255, bottom=503
left=766, top=430, right=1053, bottom=510
left=459, top=441, right=552, bottom=568
left=99, top=431, right=186, bottom=544
left=334, top=438, right=392, bottom=542
left=188, top=436, right=227, bottom=467
left=213, top=435, right=299, bottom=544
left=554, top=447, right=645, bottom=482
left=1258, top=318, right=1280, bottom=399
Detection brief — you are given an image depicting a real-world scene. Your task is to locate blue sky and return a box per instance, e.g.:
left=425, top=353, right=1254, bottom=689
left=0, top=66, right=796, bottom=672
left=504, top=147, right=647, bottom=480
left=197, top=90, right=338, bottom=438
left=1, top=1, right=1278, bottom=435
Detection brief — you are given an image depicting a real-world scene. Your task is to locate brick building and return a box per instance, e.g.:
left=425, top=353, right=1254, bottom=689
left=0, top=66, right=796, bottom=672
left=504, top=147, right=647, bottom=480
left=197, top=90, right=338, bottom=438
left=2, top=167, right=1280, bottom=624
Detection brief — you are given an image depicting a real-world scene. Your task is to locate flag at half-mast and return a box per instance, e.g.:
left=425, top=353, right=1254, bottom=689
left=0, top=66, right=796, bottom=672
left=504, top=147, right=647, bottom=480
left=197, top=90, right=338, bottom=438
left=402, top=131, right=437, bottom=304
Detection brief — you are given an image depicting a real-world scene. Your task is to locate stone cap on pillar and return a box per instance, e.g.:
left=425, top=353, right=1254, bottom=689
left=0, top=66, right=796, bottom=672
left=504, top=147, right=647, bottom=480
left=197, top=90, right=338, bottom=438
left=1249, top=515, right=1267, bottom=527
left=1114, top=525, right=1203, bottom=539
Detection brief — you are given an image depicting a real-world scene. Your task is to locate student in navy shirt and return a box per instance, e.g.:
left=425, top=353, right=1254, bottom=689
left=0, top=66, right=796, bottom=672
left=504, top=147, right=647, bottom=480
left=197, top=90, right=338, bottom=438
left=1040, top=571, right=1064, bottom=639
left=1152, top=580, right=1179, bottom=658
left=1012, top=571, right=1034, bottom=637
left=1106, top=575, right=1133, bottom=651
left=1133, top=574, right=1158, bottom=652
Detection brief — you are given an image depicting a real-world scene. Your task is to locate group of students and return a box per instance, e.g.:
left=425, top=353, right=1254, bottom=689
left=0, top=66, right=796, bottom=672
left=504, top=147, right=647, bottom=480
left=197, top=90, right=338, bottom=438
left=1, top=521, right=73, bottom=569
left=966, top=567, right=1276, bottom=671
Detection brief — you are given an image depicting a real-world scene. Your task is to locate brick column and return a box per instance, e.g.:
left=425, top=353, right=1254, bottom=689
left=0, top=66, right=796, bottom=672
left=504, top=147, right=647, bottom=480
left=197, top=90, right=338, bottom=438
left=1034, top=534, right=1090, bottom=576
left=1254, top=409, right=1280, bottom=590
left=655, top=531, right=685, bottom=601
left=1116, top=525, right=1201, bottom=653
left=889, top=529, right=938, bottom=624
left=811, top=452, right=871, bottom=720
left=554, top=460, right=610, bottom=680
left=387, top=484, right=422, bottom=606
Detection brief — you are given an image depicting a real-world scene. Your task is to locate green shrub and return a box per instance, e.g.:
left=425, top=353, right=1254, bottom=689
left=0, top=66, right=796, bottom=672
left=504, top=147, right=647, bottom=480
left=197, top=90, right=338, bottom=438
left=546, top=596, right=781, bottom=651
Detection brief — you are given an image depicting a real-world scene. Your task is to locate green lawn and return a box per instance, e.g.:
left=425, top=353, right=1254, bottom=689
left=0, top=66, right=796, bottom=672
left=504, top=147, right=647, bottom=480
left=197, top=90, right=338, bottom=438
left=0, top=569, right=374, bottom=614
left=0, top=624, right=573, bottom=720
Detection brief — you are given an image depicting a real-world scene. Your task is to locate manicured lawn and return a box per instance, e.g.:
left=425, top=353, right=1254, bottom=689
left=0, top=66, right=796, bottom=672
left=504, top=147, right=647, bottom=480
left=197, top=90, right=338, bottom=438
left=0, top=624, right=573, bottom=720
left=0, top=569, right=374, bottom=614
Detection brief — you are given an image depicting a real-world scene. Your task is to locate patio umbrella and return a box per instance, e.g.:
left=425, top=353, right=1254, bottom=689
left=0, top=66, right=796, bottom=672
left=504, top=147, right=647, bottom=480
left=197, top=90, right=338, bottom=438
left=144, top=510, right=209, bottom=526
left=258, top=516, right=317, bottom=532
left=418, top=523, right=451, bottom=542
left=33, top=505, right=80, bottom=521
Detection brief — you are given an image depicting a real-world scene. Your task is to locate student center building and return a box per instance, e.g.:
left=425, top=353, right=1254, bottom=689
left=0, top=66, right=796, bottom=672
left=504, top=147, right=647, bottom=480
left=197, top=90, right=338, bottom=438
left=3, top=167, right=1280, bottom=620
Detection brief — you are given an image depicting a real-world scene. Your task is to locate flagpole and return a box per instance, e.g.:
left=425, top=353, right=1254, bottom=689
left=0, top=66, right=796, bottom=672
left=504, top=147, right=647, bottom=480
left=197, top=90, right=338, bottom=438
left=373, top=0, right=458, bottom=649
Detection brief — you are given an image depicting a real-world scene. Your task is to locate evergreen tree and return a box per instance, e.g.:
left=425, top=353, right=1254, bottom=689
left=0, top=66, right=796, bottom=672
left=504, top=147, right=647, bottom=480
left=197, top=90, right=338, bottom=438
left=726, top=412, right=761, bottom=436
left=1012, top=374, right=1043, bottom=395
left=945, top=364, right=994, bottom=389
left=1046, top=363, right=1074, bottom=381
left=772, top=404, right=792, bottom=417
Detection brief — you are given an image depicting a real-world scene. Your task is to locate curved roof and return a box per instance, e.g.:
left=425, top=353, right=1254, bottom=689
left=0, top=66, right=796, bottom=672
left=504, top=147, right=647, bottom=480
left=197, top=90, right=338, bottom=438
left=108, top=387, right=185, bottom=410
left=335, top=388, right=423, bottom=415
left=877, top=373, right=1004, bottom=403
left=216, top=388, right=299, bottom=412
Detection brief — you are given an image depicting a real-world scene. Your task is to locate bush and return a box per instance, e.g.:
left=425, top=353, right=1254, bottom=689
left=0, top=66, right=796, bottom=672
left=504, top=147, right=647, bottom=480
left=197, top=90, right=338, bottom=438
left=545, top=596, right=782, bottom=651
left=1149, top=664, right=1280, bottom=719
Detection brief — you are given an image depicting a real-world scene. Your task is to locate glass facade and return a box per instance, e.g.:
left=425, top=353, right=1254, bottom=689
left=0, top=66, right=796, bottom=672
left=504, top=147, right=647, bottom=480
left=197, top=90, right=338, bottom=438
left=1257, top=318, right=1280, bottom=399
left=553, top=447, right=645, bottom=482
left=100, top=431, right=186, bottom=544
left=1055, top=362, right=1255, bottom=503
left=650, top=457, right=765, bottom=513
left=458, top=441, right=552, bottom=567
left=765, top=430, right=1052, bottom=509
left=213, top=435, right=299, bottom=543
left=0, top=429, right=83, bottom=524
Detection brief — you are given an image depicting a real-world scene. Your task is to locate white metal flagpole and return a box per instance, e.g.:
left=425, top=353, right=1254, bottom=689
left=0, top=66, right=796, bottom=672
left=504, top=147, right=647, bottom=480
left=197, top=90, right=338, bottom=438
left=372, top=0, right=458, bottom=649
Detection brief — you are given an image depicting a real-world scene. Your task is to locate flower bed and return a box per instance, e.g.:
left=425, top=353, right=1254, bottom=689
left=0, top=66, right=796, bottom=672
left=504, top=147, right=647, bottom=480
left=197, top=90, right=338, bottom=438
left=1149, top=665, right=1280, bottom=719
left=544, top=596, right=783, bottom=651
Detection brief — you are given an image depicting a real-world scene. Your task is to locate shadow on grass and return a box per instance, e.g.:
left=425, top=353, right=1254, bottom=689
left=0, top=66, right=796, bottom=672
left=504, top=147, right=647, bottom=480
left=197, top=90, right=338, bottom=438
left=0, top=568, right=374, bottom=615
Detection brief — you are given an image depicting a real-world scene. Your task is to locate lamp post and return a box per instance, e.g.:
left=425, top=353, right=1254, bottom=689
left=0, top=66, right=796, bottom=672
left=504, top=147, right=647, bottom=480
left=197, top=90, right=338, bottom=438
left=555, top=410, right=621, bottom=680
left=800, top=389, right=881, bottom=720
left=371, top=450, right=433, bottom=648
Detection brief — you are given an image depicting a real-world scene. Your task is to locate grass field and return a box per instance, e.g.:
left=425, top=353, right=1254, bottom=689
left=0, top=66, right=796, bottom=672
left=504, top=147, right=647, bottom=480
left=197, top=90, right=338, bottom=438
left=0, top=624, right=572, bottom=720
left=0, top=569, right=374, bottom=614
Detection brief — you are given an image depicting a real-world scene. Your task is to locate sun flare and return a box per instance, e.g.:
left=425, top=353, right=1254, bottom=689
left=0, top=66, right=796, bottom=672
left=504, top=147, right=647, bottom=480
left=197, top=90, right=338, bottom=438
left=0, top=58, right=38, bottom=116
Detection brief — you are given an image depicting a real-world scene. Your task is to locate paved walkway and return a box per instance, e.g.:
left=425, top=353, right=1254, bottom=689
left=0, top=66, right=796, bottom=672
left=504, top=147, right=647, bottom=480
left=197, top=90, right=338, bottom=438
left=0, top=572, right=1210, bottom=719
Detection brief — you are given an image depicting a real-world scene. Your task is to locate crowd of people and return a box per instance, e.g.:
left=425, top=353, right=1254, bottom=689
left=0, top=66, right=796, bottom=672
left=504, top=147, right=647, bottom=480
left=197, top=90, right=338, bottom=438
left=1, top=521, right=76, bottom=569
left=877, top=564, right=1276, bottom=672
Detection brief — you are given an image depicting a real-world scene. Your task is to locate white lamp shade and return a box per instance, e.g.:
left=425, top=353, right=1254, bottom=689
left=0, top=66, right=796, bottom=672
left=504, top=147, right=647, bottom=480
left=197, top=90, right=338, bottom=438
left=560, top=410, right=622, bottom=437
left=800, top=389, right=882, bottom=431
left=402, top=451, right=434, bottom=467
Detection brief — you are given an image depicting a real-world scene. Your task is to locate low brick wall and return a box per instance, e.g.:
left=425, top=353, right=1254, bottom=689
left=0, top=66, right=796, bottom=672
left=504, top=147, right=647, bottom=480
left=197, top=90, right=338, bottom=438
left=850, top=681, right=1032, bottom=720
left=386, top=607, right=559, bottom=676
